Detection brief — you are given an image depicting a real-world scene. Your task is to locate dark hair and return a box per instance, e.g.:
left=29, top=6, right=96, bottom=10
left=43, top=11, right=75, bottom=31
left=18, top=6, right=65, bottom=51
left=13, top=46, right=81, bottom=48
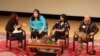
left=9, top=12, right=18, bottom=25
left=60, top=14, right=67, bottom=22
left=5, top=12, right=18, bottom=32
left=11, top=12, right=18, bottom=19
left=31, top=9, right=40, bottom=21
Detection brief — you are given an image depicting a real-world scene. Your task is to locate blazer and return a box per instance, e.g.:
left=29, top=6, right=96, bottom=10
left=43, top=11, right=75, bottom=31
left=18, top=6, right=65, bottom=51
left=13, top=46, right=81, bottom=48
left=79, top=21, right=99, bottom=35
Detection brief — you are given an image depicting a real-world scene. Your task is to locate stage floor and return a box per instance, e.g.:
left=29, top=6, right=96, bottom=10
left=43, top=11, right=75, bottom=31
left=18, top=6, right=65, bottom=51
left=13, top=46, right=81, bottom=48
left=0, top=15, right=100, bottom=40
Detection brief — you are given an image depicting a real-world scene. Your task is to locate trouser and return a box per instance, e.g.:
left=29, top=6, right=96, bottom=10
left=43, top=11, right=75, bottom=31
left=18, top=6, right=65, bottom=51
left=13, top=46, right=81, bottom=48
left=30, top=32, right=47, bottom=52
left=74, top=30, right=87, bottom=56
left=11, top=32, right=24, bottom=42
left=31, top=31, right=47, bottom=39
left=74, top=30, right=87, bottom=55
left=53, top=31, right=65, bottom=42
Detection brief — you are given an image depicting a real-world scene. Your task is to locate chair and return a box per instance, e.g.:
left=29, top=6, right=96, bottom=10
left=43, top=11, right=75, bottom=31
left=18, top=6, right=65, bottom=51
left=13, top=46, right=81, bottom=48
left=59, top=31, right=69, bottom=49
left=73, top=34, right=94, bottom=53
left=6, top=29, right=26, bottom=51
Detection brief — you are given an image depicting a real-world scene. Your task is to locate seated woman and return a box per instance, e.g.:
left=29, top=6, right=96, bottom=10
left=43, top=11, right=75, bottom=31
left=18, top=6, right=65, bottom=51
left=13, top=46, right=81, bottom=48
left=29, top=9, right=48, bottom=53
left=29, top=9, right=47, bottom=39
left=51, top=14, right=70, bottom=42
left=5, top=12, right=24, bottom=47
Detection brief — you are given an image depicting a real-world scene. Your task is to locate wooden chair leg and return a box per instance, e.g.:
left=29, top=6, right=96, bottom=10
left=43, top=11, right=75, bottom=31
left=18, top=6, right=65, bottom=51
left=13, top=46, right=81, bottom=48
left=31, top=32, right=33, bottom=39
left=73, top=35, right=76, bottom=51
left=21, top=40, right=24, bottom=49
left=92, top=36, right=94, bottom=51
left=68, top=38, right=69, bottom=47
left=86, top=42, right=88, bottom=53
left=92, top=41, right=94, bottom=51
left=73, top=39, right=75, bottom=51
left=24, top=39, right=26, bottom=50
left=10, top=40, right=11, bottom=51
left=6, top=40, right=8, bottom=47
left=6, top=32, right=9, bottom=48
left=67, top=35, right=69, bottom=47
left=64, top=39, right=67, bottom=49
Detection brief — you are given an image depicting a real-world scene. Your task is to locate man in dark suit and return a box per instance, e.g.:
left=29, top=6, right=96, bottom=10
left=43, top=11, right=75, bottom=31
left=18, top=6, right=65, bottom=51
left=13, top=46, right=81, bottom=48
left=75, top=15, right=99, bottom=55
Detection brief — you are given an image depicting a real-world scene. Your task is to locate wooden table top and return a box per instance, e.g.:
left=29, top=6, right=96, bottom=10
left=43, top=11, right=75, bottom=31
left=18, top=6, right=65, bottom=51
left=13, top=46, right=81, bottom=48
left=27, top=39, right=63, bottom=50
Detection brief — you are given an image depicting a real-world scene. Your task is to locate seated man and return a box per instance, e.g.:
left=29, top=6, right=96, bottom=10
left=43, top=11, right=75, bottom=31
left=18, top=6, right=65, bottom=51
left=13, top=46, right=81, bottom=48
left=75, top=15, right=99, bottom=55
left=50, top=14, right=70, bottom=42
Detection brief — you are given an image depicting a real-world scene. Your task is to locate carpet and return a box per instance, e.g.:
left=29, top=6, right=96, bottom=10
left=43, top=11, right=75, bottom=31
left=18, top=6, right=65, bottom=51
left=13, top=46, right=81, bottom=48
left=0, top=38, right=100, bottom=56
left=0, top=52, right=16, bottom=56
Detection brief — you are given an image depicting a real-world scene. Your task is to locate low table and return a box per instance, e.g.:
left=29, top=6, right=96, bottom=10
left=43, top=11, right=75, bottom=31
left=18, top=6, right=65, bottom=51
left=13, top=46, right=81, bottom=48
left=26, top=39, right=63, bottom=55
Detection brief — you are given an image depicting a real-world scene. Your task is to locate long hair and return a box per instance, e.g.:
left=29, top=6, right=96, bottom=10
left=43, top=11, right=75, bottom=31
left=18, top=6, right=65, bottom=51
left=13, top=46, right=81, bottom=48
left=9, top=12, right=18, bottom=25
left=31, top=9, right=40, bottom=21
left=5, top=12, right=18, bottom=31
left=60, top=14, right=67, bottom=23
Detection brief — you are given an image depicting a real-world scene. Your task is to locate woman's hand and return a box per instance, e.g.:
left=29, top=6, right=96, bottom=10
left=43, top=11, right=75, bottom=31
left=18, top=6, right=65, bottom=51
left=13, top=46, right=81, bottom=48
left=39, top=26, right=45, bottom=34
left=56, top=28, right=65, bottom=32
left=14, top=25, right=20, bottom=29
left=32, top=26, right=37, bottom=29
left=39, top=31, right=42, bottom=34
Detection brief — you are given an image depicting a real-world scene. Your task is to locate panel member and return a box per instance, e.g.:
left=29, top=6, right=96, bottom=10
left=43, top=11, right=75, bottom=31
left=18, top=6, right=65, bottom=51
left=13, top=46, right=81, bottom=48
left=29, top=9, right=47, bottom=39
left=75, top=15, right=99, bottom=55
left=51, top=14, right=70, bottom=42
left=5, top=12, right=24, bottom=47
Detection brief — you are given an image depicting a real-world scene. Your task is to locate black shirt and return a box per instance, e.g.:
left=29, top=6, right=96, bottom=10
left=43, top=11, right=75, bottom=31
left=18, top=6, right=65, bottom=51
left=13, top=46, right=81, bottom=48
left=79, top=21, right=99, bottom=34
left=5, top=18, right=18, bottom=33
left=52, top=20, right=70, bottom=32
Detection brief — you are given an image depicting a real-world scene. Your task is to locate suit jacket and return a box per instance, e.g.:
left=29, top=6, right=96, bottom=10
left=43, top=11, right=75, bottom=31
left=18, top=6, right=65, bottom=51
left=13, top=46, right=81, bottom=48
left=79, top=21, right=99, bottom=35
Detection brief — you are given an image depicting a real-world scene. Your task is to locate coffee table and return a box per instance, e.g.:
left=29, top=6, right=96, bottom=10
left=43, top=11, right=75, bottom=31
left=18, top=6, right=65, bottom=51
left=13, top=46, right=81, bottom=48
left=26, top=39, right=63, bottom=55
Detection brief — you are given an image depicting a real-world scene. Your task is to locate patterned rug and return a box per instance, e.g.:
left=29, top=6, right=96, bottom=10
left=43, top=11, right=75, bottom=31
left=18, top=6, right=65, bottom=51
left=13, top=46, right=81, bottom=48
left=0, top=33, right=100, bottom=56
